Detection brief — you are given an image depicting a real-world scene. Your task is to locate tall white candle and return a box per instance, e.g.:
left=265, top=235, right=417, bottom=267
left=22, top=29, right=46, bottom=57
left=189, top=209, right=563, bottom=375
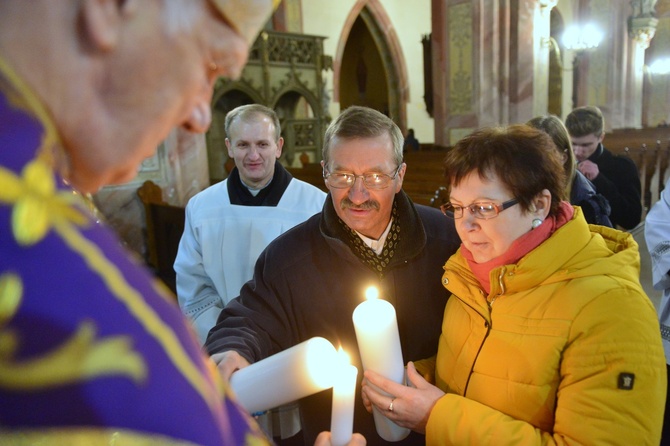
left=352, top=286, right=410, bottom=442
left=330, top=348, right=358, bottom=446
left=230, top=337, right=338, bottom=414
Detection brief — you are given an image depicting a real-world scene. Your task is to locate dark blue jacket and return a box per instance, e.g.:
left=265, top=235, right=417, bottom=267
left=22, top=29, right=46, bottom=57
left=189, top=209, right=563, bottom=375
left=571, top=170, right=613, bottom=227
left=587, top=143, right=641, bottom=229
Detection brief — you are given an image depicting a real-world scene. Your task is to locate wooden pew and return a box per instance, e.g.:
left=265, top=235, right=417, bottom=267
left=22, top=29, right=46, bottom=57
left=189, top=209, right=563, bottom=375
left=605, top=127, right=670, bottom=155
left=604, top=128, right=670, bottom=214
left=287, top=163, right=328, bottom=193
left=137, top=180, right=185, bottom=295
left=403, top=150, right=449, bottom=206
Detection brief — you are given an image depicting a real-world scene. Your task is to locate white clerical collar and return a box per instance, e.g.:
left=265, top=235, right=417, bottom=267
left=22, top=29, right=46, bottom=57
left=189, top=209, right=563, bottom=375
left=356, top=218, right=393, bottom=255
left=240, top=176, right=273, bottom=197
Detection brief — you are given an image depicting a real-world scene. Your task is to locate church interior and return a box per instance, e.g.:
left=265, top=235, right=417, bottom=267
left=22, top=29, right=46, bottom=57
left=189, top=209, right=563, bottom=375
left=92, top=0, right=670, bottom=305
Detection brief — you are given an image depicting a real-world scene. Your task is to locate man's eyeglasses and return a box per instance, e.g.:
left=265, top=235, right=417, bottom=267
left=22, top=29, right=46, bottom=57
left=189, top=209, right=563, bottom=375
left=440, top=198, right=519, bottom=220
left=323, top=165, right=402, bottom=190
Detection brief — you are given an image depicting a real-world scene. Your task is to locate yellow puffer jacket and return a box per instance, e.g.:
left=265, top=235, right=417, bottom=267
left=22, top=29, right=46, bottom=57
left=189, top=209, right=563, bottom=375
left=427, top=207, right=666, bottom=445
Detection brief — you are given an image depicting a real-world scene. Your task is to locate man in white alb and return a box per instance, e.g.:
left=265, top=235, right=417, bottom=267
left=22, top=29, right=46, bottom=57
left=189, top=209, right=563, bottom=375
left=174, top=104, right=326, bottom=343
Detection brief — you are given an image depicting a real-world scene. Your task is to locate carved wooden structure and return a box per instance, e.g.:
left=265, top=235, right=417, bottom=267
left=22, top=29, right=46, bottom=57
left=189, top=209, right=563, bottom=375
left=208, top=31, right=332, bottom=183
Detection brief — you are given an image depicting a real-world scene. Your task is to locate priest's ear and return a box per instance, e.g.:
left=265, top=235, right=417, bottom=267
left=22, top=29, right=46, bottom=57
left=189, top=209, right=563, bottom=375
left=80, top=0, right=138, bottom=52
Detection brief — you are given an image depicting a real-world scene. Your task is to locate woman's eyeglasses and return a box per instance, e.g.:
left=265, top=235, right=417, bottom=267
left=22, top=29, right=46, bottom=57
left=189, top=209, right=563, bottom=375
left=440, top=198, right=519, bottom=220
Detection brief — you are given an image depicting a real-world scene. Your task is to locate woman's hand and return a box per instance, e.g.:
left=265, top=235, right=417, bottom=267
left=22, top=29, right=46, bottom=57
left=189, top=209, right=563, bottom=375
left=360, top=361, right=445, bottom=434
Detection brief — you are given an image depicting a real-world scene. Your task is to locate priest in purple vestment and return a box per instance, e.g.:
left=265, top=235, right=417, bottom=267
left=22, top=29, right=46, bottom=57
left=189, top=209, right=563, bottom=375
left=0, top=1, right=364, bottom=445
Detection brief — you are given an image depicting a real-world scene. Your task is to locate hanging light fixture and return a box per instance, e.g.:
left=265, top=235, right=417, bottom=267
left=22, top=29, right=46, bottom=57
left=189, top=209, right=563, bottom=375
left=562, top=22, right=603, bottom=109
left=562, top=23, right=603, bottom=52
left=648, top=58, right=670, bottom=75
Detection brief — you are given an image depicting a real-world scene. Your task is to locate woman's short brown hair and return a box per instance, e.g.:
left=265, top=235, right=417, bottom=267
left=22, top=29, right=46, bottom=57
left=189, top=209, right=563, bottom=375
left=444, top=125, right=565, bottom=216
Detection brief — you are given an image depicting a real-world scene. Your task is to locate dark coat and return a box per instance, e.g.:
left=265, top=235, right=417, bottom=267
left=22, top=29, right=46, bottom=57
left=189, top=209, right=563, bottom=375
left=588, top=144, right=642, bottom=229
left=571, top=170, right=613, bottom=227
left=206, top=191, right=461, bottom=445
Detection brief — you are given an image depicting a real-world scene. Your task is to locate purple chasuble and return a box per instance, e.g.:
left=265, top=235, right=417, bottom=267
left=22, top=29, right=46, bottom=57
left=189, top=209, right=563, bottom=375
left=0, top=63, right=269, bottom=445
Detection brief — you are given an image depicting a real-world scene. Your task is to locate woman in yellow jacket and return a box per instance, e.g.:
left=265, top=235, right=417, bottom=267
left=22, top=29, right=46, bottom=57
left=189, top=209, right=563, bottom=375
left=361, top=125, right=666, bottom=445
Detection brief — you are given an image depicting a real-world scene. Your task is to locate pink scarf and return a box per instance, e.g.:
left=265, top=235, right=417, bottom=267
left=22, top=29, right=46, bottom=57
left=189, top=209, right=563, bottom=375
left=461, top=201, right=574, bottom=294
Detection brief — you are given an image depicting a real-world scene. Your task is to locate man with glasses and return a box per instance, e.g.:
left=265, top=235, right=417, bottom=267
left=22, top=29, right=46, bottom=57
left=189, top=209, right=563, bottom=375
left=565, top=106, right=641, bottom=229
left=205, top=106, right=461, bottom=445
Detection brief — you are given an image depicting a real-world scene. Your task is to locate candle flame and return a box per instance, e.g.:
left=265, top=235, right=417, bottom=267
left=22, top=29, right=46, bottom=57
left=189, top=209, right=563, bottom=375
left=337, top=347, right=351, bottom=365
left=365, top=286, right=379, bottom=301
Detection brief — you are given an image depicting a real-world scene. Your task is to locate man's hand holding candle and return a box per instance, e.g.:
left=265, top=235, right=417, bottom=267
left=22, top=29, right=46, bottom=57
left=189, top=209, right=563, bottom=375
left=211, top=350, right=251, bottom=380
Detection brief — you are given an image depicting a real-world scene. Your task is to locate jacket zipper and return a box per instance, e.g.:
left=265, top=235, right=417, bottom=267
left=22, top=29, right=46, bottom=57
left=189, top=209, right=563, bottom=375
left=487, top=267, right=506, bottom=309
left=448, top=266, right=505, bottom=395
left=462, top=305, right=491, bottom=396
left=461, top=268, right=504, bottom=395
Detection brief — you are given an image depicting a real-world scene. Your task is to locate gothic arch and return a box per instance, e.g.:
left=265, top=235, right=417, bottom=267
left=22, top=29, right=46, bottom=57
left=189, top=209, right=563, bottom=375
left=273, top=89, right=319, bottom=114
left=211, top=83, right=263, bottom=108
left=270, top=83, right=322, bottom=119
left=333, top=0, right=409, bottom=130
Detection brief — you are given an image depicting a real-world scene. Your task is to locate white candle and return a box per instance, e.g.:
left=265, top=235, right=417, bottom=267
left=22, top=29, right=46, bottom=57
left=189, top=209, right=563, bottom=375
left=230, top=337, right=338, bottom=414
left=330, top=348, right=358, bottom=446
left=352, top=286, right=410, bottom=442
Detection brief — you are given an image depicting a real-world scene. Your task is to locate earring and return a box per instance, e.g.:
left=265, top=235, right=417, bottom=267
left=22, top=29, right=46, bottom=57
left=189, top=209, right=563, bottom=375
left=531, top=218, right=543, bottom=229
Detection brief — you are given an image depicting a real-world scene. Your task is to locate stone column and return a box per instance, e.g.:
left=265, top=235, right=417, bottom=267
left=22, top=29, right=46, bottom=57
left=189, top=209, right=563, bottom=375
left=532, top=0, right=559, bottom=119
left=508, top=0, right=553, bottom=123
left=627, top=7, right=658, bottom=128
